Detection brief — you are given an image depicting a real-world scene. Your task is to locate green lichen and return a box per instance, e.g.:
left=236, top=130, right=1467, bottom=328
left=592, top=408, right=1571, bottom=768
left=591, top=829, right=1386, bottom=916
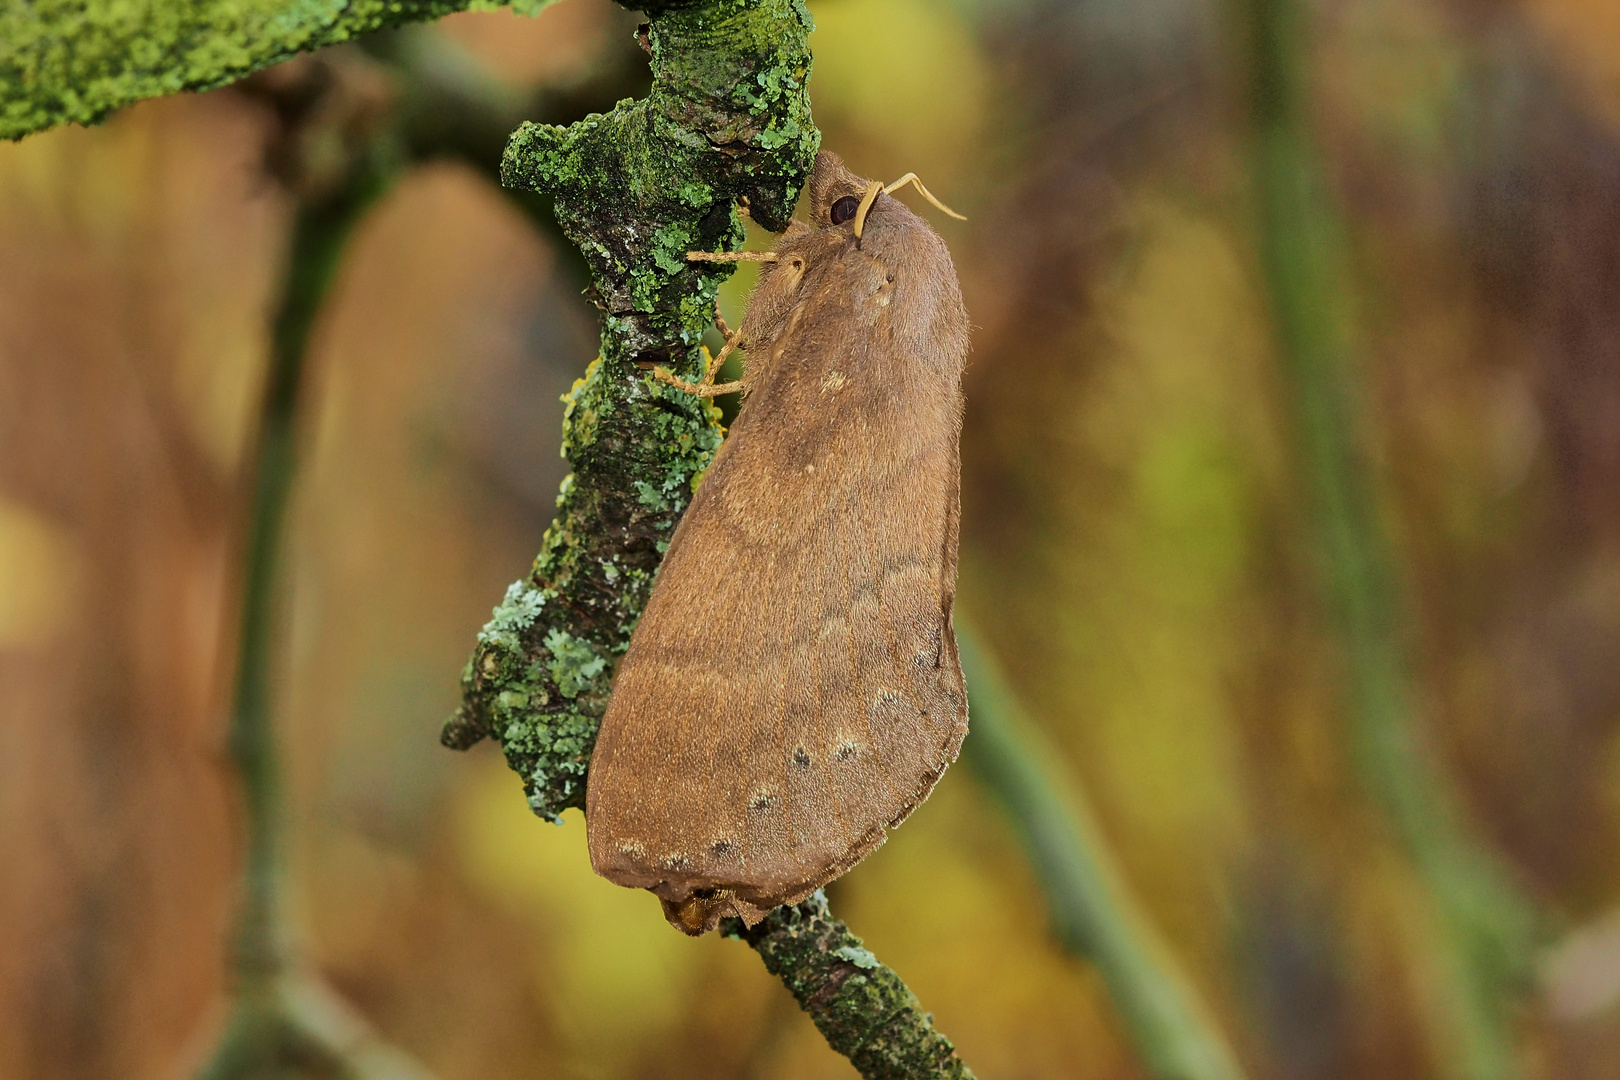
left=0, top=0, right=559, bottom=142
left=444, top=0, right=818, bottom=821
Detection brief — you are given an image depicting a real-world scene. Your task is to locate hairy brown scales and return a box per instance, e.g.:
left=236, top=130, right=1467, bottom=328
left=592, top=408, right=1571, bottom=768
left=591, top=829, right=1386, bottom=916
left=586, top=152, right=970, bottom=934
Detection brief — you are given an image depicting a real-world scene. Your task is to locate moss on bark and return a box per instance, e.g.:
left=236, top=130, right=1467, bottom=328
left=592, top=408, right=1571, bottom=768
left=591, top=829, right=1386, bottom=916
left=0, top=0, right=560, bottom=142
left=442, top=0, right=818, bottom=821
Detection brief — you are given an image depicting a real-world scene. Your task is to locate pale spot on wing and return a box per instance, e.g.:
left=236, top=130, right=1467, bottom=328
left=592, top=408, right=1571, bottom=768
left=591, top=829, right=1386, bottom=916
left=869, top=687, right=914, bottom=724
left=780, top=625, right=837, bottom=873
left=880, top=560, right=935, bottom=596
left=816, top=614, right=847, bottom=645
left=911, top=624, right=944, bottom=670
left=728, top=524, right=808, bottom=885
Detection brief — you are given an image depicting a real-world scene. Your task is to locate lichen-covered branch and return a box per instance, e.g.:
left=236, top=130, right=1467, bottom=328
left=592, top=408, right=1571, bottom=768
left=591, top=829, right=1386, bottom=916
left=957, top=626, right=1244, bottom=1080
left=724, top=893, right=975, bottom=1080
left=443, top=0, right=818, bottom=822
left=0, top=0, right=554, bottom=142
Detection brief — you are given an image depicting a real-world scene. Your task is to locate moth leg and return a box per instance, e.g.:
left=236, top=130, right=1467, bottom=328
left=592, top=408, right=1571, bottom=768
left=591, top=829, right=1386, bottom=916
left=883, top=173, right=968, bottom=220
left=704, top=329, right=745, bottom=386
left=712, top=303, right=734, bottom=342
left=686, top=250, right=779, bottom=263
left=638, top=362, right=747, bottom=399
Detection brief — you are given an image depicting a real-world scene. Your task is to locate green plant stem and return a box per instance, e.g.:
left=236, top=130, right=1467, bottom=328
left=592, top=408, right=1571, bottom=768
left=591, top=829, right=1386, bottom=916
left=957, top=626, right=1245, bottom=1080
left=725, top=893, right=975, bottom=1080
left=201, top=127, right=405, bottom=1080
left=1244, top=0, right=1537, bottom=1076
left=234, top=138, right=394, bottom=990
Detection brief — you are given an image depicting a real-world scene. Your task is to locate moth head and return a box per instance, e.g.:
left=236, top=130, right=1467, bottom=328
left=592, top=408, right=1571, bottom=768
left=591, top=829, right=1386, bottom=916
left=806, top=151, right=967, bottom=241
left=808, top=151, right=875, bottom=231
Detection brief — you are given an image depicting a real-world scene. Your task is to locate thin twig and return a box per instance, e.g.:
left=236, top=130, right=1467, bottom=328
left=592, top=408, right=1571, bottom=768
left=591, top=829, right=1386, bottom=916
left=200, top=78, right=433, bottom=1080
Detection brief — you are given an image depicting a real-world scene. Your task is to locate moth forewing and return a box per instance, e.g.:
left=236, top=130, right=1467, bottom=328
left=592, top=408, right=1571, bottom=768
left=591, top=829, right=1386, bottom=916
left=585, top=152, right=970, bottom=934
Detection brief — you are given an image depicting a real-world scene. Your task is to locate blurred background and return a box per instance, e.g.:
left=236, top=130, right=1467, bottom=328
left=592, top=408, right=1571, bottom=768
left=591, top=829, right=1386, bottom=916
left=3, top=0, right=1619, bottom=1077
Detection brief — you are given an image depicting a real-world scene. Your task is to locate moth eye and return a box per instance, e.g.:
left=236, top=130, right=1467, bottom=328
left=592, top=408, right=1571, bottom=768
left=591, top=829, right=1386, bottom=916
left=830, top=195, right=860, bottom=226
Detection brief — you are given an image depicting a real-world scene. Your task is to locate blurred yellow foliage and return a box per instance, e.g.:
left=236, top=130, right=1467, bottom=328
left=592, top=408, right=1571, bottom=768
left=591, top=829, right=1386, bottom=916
left=456, top=762, right=707, bottom=1073
left=0, top=498, right=81, bottom=646
left=807, top=0, right=987, bottom=186
left=1524, top=0, right=1620, bottom=123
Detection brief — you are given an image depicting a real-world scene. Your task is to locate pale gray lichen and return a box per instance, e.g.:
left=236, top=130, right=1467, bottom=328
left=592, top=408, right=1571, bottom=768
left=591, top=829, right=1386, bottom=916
left=543, top=629, right=607, bottom=699
left=477, top=581, right=550, bottom=647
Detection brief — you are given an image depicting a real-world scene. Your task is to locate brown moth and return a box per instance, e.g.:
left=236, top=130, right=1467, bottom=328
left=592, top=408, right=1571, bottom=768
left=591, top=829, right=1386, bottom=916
left=586, top=151, right=970, bottom=935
